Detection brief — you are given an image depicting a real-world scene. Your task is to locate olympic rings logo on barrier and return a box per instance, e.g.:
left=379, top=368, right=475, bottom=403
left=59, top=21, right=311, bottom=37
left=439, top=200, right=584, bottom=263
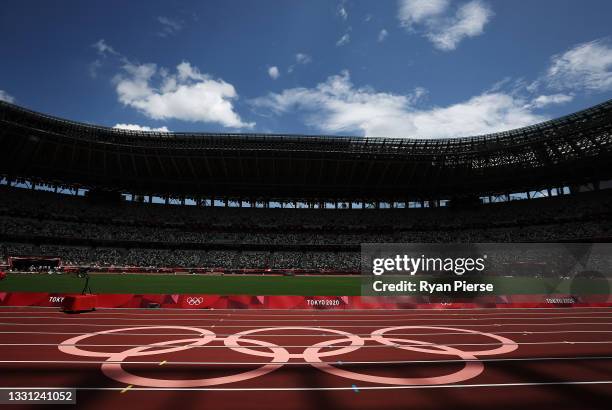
left=58, top=325, right=518, bottom=387
left=185, top=297, right=204, bottom=306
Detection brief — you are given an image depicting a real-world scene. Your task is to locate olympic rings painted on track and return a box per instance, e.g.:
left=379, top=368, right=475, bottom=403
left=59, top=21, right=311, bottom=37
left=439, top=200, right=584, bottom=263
left=102, top=337, right=289, bottom=387
left=58, top=325, right=518, bottom=387
left=304, top=326, right=518, bottom=385
left=225, top=327, right=364, bottom=359
left=303, top=337, right=483, bottom=385
left=59, top=326, right=216, bottom=358
left=371, top=326, right=518, bottom=357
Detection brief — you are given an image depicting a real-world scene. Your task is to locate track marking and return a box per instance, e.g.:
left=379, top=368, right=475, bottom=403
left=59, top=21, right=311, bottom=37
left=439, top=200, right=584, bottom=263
left=4, top=310, right=612, bottom=317
left=4, top=315, right=612, bottom=322
left=60, top=306, right=612, bottom=311
left=1, top=380, right=611, bottom=391
left=2, top=306, right=611, bottom=392
left=2, top=330, right=612, bottom=337
left=0, top=312, right=612, bottom=392
left=159, top=360, right=166, bottom=366
left=2, top=306, right=611, bottom=312
left=20, top=311, right=612, bottom=316
left=120, top=385, right=132, bottom=394
left=1, top=355, right=612, bottom=366
left=1, top=321, right=611, bottom=328
left=3, top=340, right=612, bottom=349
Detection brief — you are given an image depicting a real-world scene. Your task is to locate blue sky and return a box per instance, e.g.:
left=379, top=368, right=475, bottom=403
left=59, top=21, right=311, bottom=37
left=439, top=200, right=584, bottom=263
left=0, top=0, right=611, bottom=138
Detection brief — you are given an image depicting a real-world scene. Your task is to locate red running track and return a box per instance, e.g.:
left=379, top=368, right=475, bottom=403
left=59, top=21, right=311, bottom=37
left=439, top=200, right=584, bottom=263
left=0, top=306, right=611, bottom=409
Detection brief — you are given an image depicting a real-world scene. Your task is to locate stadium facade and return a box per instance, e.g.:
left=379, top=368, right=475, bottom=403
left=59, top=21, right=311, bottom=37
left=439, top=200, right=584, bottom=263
left=1, top=99, right=612, bottom=206
left=1, top=100, right=612, bottom=272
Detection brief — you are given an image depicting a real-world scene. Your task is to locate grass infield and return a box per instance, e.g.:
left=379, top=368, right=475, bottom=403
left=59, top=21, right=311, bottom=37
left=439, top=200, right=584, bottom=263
left=0, top=273, right=360, bottom=296
left=0, top=272, right=609, bottom=296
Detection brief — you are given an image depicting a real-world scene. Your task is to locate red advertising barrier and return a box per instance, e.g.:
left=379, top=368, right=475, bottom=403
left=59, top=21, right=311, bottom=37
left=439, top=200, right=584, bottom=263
left=0, top=292, right=611, bottom=309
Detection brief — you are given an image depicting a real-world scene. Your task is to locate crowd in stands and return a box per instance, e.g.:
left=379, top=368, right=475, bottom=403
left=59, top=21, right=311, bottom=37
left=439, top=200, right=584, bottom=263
left=0, top=244, right=359, bottom=270
left=2, top=214, right=611, bottom=246
left=1, top=186, right=612, bottom=271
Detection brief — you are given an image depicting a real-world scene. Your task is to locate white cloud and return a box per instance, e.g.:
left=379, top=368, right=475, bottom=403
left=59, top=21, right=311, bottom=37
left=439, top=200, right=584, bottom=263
left=378, top=29, right=389, bottom=42
left=529, top=94, right=574, bottom=108
left=157, top=16, right=183, bottom=37
left=295, top=53, right=312, bottom=64
left=336, top=33, right=350, bottom=47
left=398, top=0, right=449, bottom=27
left=90, top=39, right=126, bottom=78
left=114, top=61, right=253, bottom=129
left=89, top=59, right=102, bottom=78
left=113, top=123, right=170, bottom=132
left=268, top=66, right=280, bottom=80
left=0, top=90, right=15, bottom=103
left=337, top=3, right=348, bottom=20
left=92, top=39, right=118, bottom=56
left=251, top=70, right=548, bottom=138
left=546, top=39, right=612, bottom=92
left=289, top=53, right=313, bottom=73
left=427, top=1, right=493, bottom=51
left=397, top=0, right=493, bottom=51
left=413, top=86, right=428, bottom=100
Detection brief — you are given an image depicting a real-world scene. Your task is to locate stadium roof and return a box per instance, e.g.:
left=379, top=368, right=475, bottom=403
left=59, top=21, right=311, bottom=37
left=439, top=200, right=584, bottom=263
left=1, top=99, right=611, bottom=201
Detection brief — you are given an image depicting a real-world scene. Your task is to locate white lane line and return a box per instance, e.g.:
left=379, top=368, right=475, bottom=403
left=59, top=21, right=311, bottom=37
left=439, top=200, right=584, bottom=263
left=2, top=306, right=612, bottom=313
left=0, top=380, right=611, bottom=391
left=2, top=330, right=611, bottom=337
left=83, top=306, right=612, bottom=311
left=3, top=315, right=612, bottom=322
left=2, top=340, right=612, bottom=349
left=1, top=356, right=611, bottom=366
left=2, top=310, right=612, bottom=317
left=1, top=322, right=611, bottom=328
